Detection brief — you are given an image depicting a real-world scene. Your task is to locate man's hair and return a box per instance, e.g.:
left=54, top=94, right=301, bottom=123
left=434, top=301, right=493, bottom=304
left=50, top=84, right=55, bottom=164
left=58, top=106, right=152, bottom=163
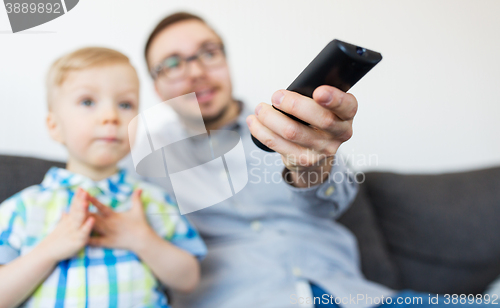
left=144, top=12, right=208, bottom=69
left=46, top=47, right=133, bottom=109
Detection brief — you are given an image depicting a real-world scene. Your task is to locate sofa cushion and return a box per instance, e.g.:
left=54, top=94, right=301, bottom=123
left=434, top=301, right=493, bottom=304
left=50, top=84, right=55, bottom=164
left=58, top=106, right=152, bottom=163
left=338, top=182, right=401, bottom=290
left=0, top=155, right=65, bottom=203
left=365, top=167, right=500, bottom=294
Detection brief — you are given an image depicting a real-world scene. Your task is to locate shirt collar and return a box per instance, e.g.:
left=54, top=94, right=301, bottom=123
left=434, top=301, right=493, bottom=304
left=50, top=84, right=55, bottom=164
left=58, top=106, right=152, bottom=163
left=41, top=167, right=134, bottom=201
left=219, top=100, right=252, bottom=132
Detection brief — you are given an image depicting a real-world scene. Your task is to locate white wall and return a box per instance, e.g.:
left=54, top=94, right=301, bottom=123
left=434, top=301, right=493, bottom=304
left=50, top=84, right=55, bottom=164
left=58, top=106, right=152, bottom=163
left=1, top=0, right=499, bottom=173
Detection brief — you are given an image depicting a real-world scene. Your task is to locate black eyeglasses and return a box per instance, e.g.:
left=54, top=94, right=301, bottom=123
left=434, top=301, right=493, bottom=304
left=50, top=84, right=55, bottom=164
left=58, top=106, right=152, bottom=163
left=150, top=42, right=226, bottom=81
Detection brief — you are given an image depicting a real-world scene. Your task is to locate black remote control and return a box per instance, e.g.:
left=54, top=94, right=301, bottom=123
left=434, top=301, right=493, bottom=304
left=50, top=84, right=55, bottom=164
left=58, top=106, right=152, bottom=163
left=252, top=39, right=383, bottom=152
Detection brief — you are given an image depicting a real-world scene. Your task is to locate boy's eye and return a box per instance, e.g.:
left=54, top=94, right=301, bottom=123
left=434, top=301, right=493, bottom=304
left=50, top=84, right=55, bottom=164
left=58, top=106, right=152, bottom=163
left=81, top=99, right=95, bottom=107
left=119, top=102, right=133, bottom=110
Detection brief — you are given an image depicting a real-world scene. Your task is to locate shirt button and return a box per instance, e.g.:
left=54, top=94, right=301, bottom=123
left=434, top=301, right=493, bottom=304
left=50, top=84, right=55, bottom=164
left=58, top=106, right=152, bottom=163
left=292, top=267, right=302, bottom=277
left=250, top=220, right=262, bottom=232
left=324, top=185, right=335, bottom=197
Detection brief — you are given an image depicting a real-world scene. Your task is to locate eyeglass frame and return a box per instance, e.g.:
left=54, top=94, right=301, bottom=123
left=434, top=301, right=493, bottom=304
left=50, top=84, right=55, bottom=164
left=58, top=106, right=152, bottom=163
left=150, top=42, right=226, bottom=81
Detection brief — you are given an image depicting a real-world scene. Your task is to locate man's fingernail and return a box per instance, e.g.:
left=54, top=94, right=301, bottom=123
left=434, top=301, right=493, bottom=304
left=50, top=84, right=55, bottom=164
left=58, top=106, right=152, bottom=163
left=246, top=117, right=253, bottom=126
left=255, top=104, right=262, bottom=116
left=319, top=91, right=333, bottom=105
left=272, top=91, right=284, bottom=107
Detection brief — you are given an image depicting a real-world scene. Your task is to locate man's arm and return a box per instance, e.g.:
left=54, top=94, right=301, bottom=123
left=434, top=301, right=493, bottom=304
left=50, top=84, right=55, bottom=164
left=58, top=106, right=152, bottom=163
left=285, top=156, right=334, bottom=188
left=284, top=153, right=359, bottom=219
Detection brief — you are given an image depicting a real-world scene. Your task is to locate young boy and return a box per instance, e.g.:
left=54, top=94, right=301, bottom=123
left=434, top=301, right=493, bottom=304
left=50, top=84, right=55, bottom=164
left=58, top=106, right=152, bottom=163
left=0, top=47, right=206, bottom=308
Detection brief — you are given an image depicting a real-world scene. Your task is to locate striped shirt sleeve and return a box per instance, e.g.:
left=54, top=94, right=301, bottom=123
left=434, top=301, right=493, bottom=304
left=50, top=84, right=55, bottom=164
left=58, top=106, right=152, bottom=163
left=0, top=194, right=25, bottom=264
left=169, top=214, right=207, bottom=261
left=141, top=187, right=207, bottom=261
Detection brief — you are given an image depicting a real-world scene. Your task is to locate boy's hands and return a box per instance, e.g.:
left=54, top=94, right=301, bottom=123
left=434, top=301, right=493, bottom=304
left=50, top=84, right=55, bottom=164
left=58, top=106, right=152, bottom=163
left=87, top=189, right=200, bottom=292
left=38, top=188, right=94, bottom=262
left=87, top=189, right=156, bottom=252
left=38, top=188, right=158, bottom=260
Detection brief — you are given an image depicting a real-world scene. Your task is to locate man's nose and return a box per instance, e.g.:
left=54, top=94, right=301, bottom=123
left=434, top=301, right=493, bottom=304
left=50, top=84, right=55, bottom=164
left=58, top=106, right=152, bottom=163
left=186, top=58, right=206, bottom=79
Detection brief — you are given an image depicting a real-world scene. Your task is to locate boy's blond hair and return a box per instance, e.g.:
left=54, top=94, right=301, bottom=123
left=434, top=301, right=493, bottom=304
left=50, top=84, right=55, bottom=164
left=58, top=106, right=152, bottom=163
left=46, top=47, right=135, bottom=109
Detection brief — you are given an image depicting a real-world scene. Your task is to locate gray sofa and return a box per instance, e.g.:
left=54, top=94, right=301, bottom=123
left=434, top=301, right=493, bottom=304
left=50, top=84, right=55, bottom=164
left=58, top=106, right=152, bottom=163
left=1, top=154, right=500, bottom=295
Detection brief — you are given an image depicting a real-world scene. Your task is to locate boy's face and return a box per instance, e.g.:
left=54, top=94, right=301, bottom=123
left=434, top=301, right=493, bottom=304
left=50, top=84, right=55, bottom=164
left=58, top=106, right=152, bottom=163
left=47, top=63, right=139, bottom=169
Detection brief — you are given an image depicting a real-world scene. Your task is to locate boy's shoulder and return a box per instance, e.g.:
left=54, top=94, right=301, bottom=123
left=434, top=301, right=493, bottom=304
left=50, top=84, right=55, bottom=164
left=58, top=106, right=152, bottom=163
left=0, top=183, right=47, bottom=208
left=0, top=166, right=78, bottom=215
left=0, top=183, right=55, bottom=224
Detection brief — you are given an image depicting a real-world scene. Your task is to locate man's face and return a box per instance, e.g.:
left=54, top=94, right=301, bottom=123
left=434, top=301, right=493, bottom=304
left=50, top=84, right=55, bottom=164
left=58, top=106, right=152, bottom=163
left=147, top=20, right=234, bottom=124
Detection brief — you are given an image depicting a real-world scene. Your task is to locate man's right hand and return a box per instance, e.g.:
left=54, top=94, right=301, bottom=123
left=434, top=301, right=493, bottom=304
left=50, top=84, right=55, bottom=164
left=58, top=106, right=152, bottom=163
left=38, top=188, right=95, bottom=262
left=247, top=86, right=358, bottom=188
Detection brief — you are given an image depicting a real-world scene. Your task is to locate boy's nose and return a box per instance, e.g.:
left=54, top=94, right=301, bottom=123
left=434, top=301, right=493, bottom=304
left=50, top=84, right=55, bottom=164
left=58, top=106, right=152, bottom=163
left=101, top=106, right=120, bottom=124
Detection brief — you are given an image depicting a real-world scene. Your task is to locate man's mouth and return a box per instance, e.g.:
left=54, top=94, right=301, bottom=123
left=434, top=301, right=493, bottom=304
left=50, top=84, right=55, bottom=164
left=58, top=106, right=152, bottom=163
left=195, top=88, right=216, bottom=104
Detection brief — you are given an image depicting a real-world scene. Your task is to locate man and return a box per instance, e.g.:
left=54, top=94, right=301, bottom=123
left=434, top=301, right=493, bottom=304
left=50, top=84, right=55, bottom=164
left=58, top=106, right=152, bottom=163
left=136, top=12, right=391, bottom=308
left=120, top=11, right=496, bottom=308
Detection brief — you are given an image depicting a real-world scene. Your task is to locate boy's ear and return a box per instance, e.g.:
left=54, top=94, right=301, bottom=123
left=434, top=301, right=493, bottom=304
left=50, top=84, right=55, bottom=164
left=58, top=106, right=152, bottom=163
left=46, top=112, right=64, bottom=144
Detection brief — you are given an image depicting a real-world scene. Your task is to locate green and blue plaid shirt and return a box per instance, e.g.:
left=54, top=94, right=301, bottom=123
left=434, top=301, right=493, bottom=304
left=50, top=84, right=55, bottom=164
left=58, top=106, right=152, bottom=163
left=0, top=167, right=206, bottom=308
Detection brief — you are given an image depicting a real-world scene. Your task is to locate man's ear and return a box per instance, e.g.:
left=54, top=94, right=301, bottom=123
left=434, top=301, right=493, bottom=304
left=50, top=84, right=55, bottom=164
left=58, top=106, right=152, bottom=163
left=46, top=112, right=64, bottom=144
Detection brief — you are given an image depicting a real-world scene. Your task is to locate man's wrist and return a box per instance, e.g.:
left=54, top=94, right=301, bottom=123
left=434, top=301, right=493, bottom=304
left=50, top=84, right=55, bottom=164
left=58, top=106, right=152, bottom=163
left=285, top=156, right=334, bottom=188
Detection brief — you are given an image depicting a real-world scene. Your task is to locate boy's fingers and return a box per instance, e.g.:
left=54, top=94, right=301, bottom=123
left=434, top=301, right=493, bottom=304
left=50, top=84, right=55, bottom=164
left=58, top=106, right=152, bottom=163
left=87, top=195, right=113, bottom=217
left=132, top=189, right=143, bottom=212
left=68, top=188, right=82, bottom=215
left=81, top=190, right=90, bottom=209
left=87, top=237, right=101, bottom=246
left=80, top=216, right=94, bottom=235
left=89, top=214, right=106, bottom=234
left=88, top=236, right=111, bottom=247
left=69, top=188, right=88, bottom=223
